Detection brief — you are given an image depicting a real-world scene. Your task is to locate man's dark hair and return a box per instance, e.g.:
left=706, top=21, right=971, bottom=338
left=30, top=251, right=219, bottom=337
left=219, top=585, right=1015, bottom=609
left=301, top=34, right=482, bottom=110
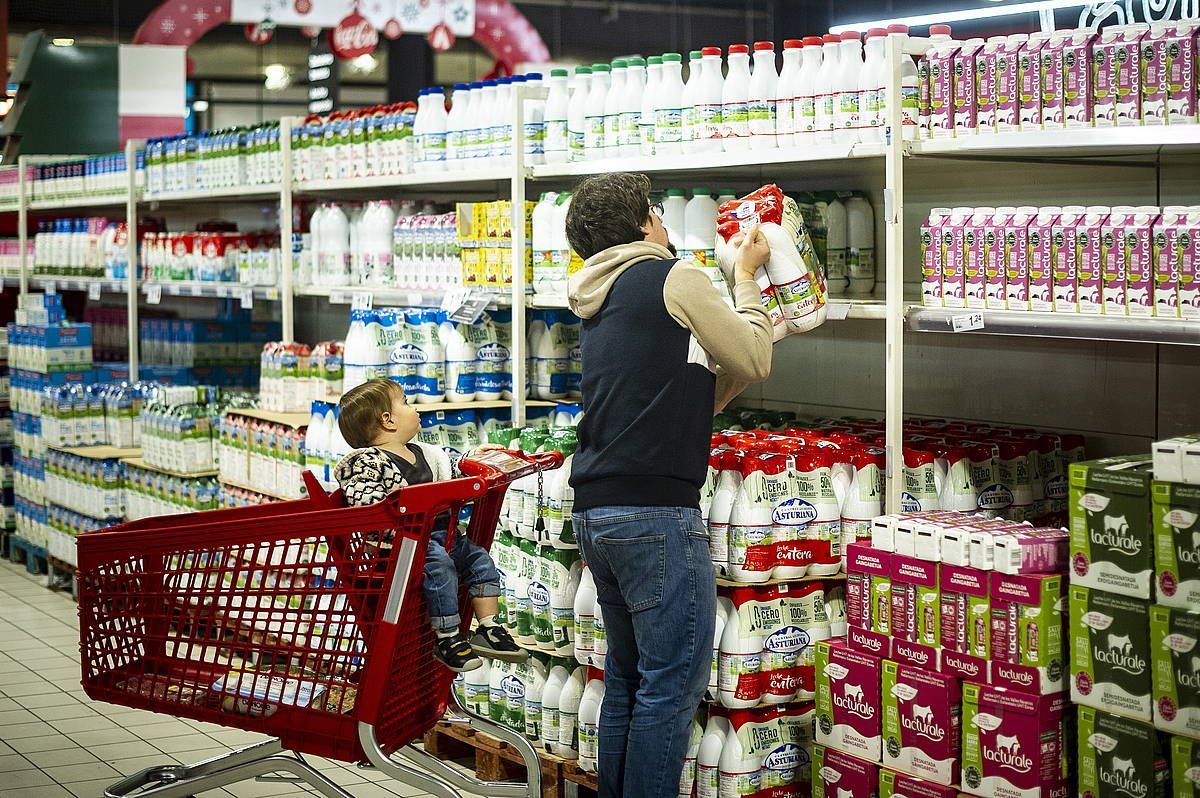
left=565, top=172, right=653, bottom=260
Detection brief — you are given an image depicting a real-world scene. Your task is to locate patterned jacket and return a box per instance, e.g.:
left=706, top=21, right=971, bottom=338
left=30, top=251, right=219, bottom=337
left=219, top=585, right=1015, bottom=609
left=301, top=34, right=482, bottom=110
left=334, top=442, right=459, bottom=508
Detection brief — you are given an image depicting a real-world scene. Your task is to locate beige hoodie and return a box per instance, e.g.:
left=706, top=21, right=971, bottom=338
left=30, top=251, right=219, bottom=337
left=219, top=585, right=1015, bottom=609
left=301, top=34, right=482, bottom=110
left=567, top=241, right=773, bottom=411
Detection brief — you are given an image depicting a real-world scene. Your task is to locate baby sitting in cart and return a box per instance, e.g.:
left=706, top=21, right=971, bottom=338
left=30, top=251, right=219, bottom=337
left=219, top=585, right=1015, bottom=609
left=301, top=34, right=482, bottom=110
left=333, top=377, right=528, bottom=672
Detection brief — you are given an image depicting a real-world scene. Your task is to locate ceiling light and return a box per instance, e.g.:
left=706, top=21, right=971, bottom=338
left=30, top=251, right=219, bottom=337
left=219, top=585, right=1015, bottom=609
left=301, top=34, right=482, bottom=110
left=348, top=53, right=378, bottom=74
left=264, top=63, right=292, bottom=91
left=192, top=99, right=210, bottom=112
left=51, top=38, right=75, bottom=47
left=829, top=0, right=1090, bottom=33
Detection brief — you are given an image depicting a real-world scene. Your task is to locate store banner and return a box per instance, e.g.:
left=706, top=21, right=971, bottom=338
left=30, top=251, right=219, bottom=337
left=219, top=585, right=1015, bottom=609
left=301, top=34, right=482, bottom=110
left=230, top=0, right=476, bottom=37
left=117, top=44, right=186, bottom=144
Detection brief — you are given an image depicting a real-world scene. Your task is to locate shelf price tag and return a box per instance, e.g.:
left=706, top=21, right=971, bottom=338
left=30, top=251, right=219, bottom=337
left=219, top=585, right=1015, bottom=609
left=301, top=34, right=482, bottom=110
left=44, top=280, right=57, bottom=295
left=329, top=289, right=351, bottom=304
left=265, top=288, right=280, bottom=300
left=350, top=291, right=373, bottom=310
left=87, top=282, right=102, bottom=301
left=950, top=312, right=985, bottom=333
left=187, top=284, right=202, bottom=296
left=826, top=302, right=851, bottom=321
left=238, top=288, right=254, bottom=309
left=146, top=284, right=162, bottom=305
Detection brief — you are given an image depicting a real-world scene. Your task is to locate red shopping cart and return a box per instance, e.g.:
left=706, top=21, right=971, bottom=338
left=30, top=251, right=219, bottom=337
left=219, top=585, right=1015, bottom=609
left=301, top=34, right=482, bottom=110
left=76, top=449, right=563, bottom=798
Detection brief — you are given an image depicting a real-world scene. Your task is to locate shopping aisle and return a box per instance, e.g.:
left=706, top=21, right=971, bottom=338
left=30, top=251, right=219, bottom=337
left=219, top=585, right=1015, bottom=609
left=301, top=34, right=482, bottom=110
left=0, top=562, right=440, bottom=798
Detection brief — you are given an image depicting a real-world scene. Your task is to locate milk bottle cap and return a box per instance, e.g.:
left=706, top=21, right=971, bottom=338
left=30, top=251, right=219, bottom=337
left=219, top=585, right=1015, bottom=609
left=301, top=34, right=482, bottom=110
left=823, top=34, right=840, bottom=44
left=647, top=55, right=663, bottom=65
left=575, top=65, right=592, bottom=75
left=611, top=58, right=628, bottom=68
left=729, top=43, right=750, bottom=54
left=801, top=36, right=822, bottom=46
left=753, top=41, right=774, bottom=51
left=662, top=53, right=682, bottom=62
left=701, top=46, right=722, bottom=56
left=693, top=187, right=711, bottom=195
left=783, top=39, right=803, bottom=49
left=839, top=31, right=861, bottom=41
left=887, top=24, right=909, bottom=33
left=930, top=24, right=952, bottom=36
left=666, top=188, right=686, bottom=196
left=626, top=56, right=645, bottom=67
left=551, top=68, right=568, bottom=77
left=591, top=63, right=610, bottom=72
left=866, top=28, right=887, bottom=39
left=688, top=50, right=702, bottom=60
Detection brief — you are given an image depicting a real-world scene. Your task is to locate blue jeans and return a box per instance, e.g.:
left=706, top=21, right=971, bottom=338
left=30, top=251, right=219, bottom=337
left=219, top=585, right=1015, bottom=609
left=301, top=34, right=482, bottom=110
left=573, top=506, right=716, bottom=798
left=424, top=526, right=502, bottom=633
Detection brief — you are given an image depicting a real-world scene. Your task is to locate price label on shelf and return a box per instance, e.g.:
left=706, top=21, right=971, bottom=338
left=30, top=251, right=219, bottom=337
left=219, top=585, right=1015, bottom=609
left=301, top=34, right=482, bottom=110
left=186, top=284, right=202, bottom=296
left=445, top=288, right=490, bottom=324
left=265, top=287, right=280, bottom=300
left=950, top=312, right=985, bottom=333
left=238, top=288, right=254, bottom=309
left=826, top=302, right=851, bottom=321
left=44, top=280, right=57, bottom=295
left=407, top=292, right=424, bottom=306
left=146, top=284, right=162, bottom=305
left=350, top=291, right=373, bottom=310
left=87, top=283, right=102, bottom=301
left=329, top=289, right=351, bottom=304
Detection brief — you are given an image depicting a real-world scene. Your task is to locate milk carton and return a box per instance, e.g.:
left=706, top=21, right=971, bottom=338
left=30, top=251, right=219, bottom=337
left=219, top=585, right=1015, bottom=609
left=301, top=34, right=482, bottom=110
left=965, top=207, right=995, bottom=309
left=1041, top=32, right=1068, bottom=129
left=1126, top=205, right=1159, bottom=317
left=929, top=41, right=959, bottom=139
left=1093, top=27, right=1121, bottom=126
left=938, top=563, right=990, bottom=682
left=996, top=34, right=1026, bottom=132
left=1177, top=207, right=1200, bottom=319
left=988, top=572, right=1065, bottom=695
left=921, top=209, right=949, bottom=306
left=848, top=542, right=893, bottom=658
left=879, top=769, right=959, bottom=798
left=1018, top=34, right=1048, bottom=130
left=1161, top=22, right=1200, bottom=125
left=954, top=39, right=985, bottom=135
left=1116, top=25, right=1149, bottom=126
left=1069, top=456, right=1155, bottom=599
left=1005, top=206, right=1036, bottom=311
left=982, top=207, right=1012, bottom=310
left=1102, top=206, right=1134, bottom=316
left=1064, top=29, right=1096, bottom=127
left=1143, top=23, right=1171, bottom=126
left=941, top=207, right=972, bottom=308
left=1153, top=480, right=1200, bottom=610
left=1076, top=206, right=1110, bottom=315
left=1172, top=735, right=1200, bottom=798
left=1070, top=584, right=1153, bottom=721
left=812, top=744, right=880, bottom=798
left=1028, top=207, right=1059, bottom=312
left=881, top=661, right=962, bottom=785
left=1078, top=706, right=1170, bottom=798
left=1154, top=207, right=1186, bottom=318
left=1152, top=434, right=1200, bottom=485
left=1150, top=603, right=1200, bottom=738
left=960, top=683, right=1069, bottom=798
left=977, top=37, right=1003, bottom=131
left=815, top=638, right=882, bottom=762
left=890, top=554, right=941, bottom=669
left=1053, top=205, right=1084, bottom=312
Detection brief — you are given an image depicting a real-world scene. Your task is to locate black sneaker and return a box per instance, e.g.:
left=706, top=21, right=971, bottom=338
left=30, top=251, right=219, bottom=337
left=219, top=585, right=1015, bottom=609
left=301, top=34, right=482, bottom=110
left=470, top=624, right=529, bottom=663
left=433, top=633, right=483, bottom=673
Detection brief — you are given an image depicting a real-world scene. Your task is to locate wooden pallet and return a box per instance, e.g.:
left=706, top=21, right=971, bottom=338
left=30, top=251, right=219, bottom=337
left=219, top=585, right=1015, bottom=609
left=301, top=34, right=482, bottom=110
left=422, top=719, right=598, bottom=798
left=8, top=535, right=48, bottom=575
left=560, top=760, right=598, bottom=797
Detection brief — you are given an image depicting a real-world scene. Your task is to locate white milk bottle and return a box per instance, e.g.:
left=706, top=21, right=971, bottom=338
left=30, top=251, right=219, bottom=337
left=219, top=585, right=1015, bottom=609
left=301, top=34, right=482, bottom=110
left=797, top=449, right=844, bottom=577
left=825, top=194, right=849, bottom=295
left=604, top=59, right=627, bottom=153
left=692, top=47, right=725, bottom=153
left=835, top=31, right=864, bottom=144
left=591, top=591, right=606, bottom=666
left=684, top=189, right=723, bottom=292
left=522, top=658, right=549, bottom=742
left=540, top=664, right=569, bottom=753
left=476, top=80, right=499, bottom=168
left=776, top=39, right=803, bottom=148
left=826, top=583, right=848, bottom=637
left=846, top=194, right=876, bottom=295
left=543, top=70, right=570, bottom=165
left=464, top=659, right=491, bottom=716
left=794, top=36, right=823, bottom=143
left=728, top=456, right=773, bottom=584
left=584, top=64, right=610, bottom=160
left=841, top=446, right=883, bottom=565
left=488, top=660, right=510, bottom=724
left=708, top=450, right=742, bottom=577
left=620, top=57, right=646, bottom=157
left=722, top=44, right=752, bottom=151
left=682, top=51, right=704, bottom=148
left=445, top=83, right=467, bottom=167
left=696, top=711, right=731, bottom=798
left=656, top=53, right=686, bottom=155
left=749, top=41, right=779, bottom=150
left=423, top=87, right=448, bottom=170
left=317, top=203, right=349, bottom=286
left=577, top=672, right=605, bottom=772
left=720, top=589, right=764, bottom=708
left=573, top=565, right=596, bottom=666
left=661, top=189, right=688, bottom=252
left=710, top=597, right=732, bottom=702
left=412, top=90, right=429, bottom=168
left=521, top=73, right=546, bottom=166
left=556, top=666, right=586, bottom=758
left=362, top=200, right=397, bottom=285
left=720, top=710, right=763, bottom=795
left=549, top=551, right=582, bottom=655
left=532, top=192, right=560, bottom=294
left=640, top=56, right=662, bottom=155
left=814, top=34, right=841, bottom=144
left=860, top=28, right=887, bottom=141
left=680, top=711, right=703, bottom=798
left=532, top=310, right=570, bottom=400
left=494, top=77, right=516, bottom=166
left=567, top=67, right=592, bottom=163
left=514, top=539, right=538, bottom=644
left=440, top=316, right=478, bottom=402
left=891, top=24, right=921, bottom=139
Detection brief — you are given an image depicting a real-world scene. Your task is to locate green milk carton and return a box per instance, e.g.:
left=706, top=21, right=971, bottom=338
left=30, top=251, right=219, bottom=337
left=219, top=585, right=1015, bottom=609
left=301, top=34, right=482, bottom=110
left=1070, top=585, right=1153, bottom=721
left=1150, top=604, right=1200, bottom=739
left=1070, top=456, right=1155, bottom=598
left=1152, top=480, right=1200, bottom=610
left=1078, top=706, right=1169, bottom=798
left=1173, top=735, right=1200, bottom=798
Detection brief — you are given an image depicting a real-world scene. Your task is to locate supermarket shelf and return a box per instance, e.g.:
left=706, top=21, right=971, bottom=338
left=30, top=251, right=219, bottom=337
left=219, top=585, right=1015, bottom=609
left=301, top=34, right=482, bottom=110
left=47, top=445, right=143, bottom=460
left=120, top=456, right=218, bottom=480
left=27, top=192, right=134, bottom=211
left=143, top=281, right=280, bottom=301
left=223, top=407, right=310, bottom=426
left=219, top=477, right=304, bottom=502
left=143, top=184, right=282, bottom=204
left=294, top=168, right=513, bottom=196
left=530, top=142, right=885, bottom=181
left=906, top=307, right=1200, bottom=346
left=715, top=572, right=847, bottom=588
left=908, top=127, right=1200, bottom=160
left=532, top=293, right=888, bottom=320
left=415, top=400, right=557, bottom=413
left=297, top=284, right=511, bottom=308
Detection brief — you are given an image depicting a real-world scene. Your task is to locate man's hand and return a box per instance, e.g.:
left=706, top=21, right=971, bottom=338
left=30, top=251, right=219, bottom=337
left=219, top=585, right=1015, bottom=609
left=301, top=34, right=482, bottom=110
left=730, top=224, right=771, bottom=284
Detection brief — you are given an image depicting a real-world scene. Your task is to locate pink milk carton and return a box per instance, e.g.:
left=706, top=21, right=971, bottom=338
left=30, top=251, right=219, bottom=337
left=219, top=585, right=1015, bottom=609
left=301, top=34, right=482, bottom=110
left=1179, top=206, right=1200, bottom=319
left=1018, top=34, right=1049, bottom=129
left=954, top=38, right=986, bottom=135
left=1143, top=22, right=1171, bottom=125
left=1005, top=206, right=1037, bottom=311
left=996, top=34, right=1026, bottom=132
left=922, top=208, right=951, bottom=307
left=988, top=571, right=1066, bottom=695
left=815, top=638, right=883, bottom=761
left=985, top=207, right=1013, bottom=309
left=1028, top=206, right=1060, bottom=312
left=1162, top=22, right=1200, bottom=124
left=1053, top=205, right=1085, bottom=312
left=938, top=563, right=991, bottom=683
left=1154, top=206, right=1187, bottom=318
left=941, top=207, right=972, bottom=308
left=1125, top=205, right=1159, bottom=317
left=965, top=207, right=995, bottom=309
left=1064, top=29, right=1096, bottom=127
left=960, top=683, right=1070, bottom=798
left=882, top=661, right=963, bottom=786
left=1092, top=26, right=1121, bottom=126
left=1041, top=32, right=1069, bottom=129
left=1076, top=205, right=1110, bottom=315
left=1101, top=206, right=1135, bottom=316
left=977, top=37, right=1004, bottom=130
left=891, top=554, right=941, bottom=666
left=880, top=769, right=960, bottom=798
left=1115, top=24, right=1149, bottom=126
left=813, top=744, right=881, bottom=798
left=930, top=41, right=960, bottom=138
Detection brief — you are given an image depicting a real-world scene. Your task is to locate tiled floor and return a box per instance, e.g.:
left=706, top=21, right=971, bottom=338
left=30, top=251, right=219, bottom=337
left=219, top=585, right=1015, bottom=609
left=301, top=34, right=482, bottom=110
left=0, top=561, right=441, bottom=798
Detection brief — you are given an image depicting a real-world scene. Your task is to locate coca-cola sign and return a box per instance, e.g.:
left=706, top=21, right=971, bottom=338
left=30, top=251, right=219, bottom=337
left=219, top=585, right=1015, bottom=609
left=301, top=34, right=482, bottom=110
left=329, top=11, right=378, bottom=59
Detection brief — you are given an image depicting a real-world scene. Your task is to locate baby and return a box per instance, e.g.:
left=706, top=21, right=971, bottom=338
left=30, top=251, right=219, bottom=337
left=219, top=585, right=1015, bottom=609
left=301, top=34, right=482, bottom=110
left=334, top=377, right=526, bottom=672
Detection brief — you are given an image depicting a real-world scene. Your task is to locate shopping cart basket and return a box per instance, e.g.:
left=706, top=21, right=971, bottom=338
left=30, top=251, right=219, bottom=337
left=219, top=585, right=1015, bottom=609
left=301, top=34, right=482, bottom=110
left=76, top=449, right=564, bottom=798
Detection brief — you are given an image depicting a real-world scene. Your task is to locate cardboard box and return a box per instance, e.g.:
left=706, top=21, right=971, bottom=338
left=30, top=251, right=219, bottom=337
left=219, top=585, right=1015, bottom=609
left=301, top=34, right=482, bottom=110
left=960, top=683, right=1069, bottom=798
left=989, top=571, right=1066, bottom=695
left=882, top=660, right=962, bottom=785
left=1150, top=603, right=1200, bottom=738
left=1070, top=584, right=1153, bottom=721
left=1077, top=706, right=1169, bottom=798
left=816, top=638, right=883, bottom=762
left=1069, top=456, right=1155, bottom=598
left=1152, top=480, right=1200, bottom=609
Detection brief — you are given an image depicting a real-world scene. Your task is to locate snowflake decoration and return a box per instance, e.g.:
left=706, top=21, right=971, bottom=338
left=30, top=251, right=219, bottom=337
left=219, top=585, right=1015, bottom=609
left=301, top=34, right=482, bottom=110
left=193, top=9, right=209, bottom=24
left=214, top=4, right=224, bottom=13
left=401, top=2, right=420, bottom=22
left=451, top=4, right=469, bottom=22
left=185, top=27, right=193, bottom=36
left=181, top=2, right=189, bottom=11
left=161, top=17, right=177, bottom=34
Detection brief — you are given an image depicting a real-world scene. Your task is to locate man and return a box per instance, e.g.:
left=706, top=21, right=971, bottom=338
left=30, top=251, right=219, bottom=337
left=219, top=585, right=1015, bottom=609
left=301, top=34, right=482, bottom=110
left=565, top=173, right=773, bottom=798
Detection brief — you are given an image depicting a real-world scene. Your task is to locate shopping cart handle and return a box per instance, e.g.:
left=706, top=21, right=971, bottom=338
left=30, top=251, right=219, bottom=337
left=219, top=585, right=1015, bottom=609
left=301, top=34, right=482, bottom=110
left=458, top=449, right=564, bottom=486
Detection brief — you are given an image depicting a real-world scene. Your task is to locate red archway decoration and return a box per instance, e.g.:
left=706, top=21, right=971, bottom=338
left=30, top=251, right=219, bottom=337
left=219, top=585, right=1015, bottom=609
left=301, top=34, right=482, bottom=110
left=132, top=0, right=549, bottom=75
